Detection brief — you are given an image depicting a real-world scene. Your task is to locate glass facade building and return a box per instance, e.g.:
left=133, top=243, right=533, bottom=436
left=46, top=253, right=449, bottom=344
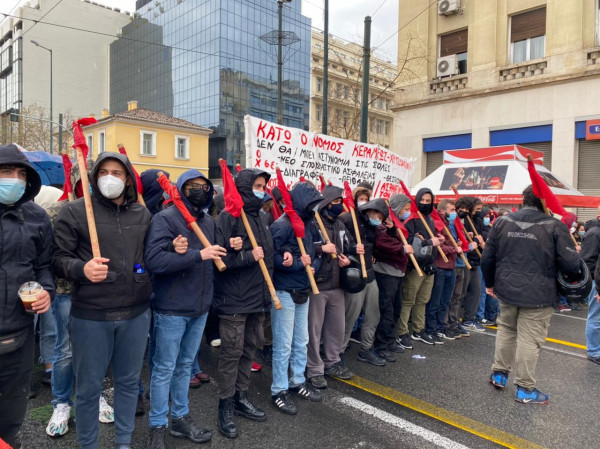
left=111, top=0, right=311, bottom=177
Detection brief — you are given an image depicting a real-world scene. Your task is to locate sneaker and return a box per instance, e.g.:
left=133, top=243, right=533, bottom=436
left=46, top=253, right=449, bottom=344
left=99, top=396, right=114, bottom=423
left=440, top=330, right=456, bottom=341
left=251, top=362, right=262, bottom=372
left=430, top=334, right=444, bottom=345
left=136, top=394, right=145, bottom=416
left=210, top=338, right=221, bottom=347
left=456, top=325, right=471, bottom=337
left=349, top=328, right=362, bottom=344
left=148, top=426, right=168, bottom=449
left=567, top=302, right=582, bottom=311
left=557, top=304, right=571, bottom=313
left=194, top=372, right=211, bottom=383
left=489, top=371, right=508, bottom=389
left=411, top=331, right=434, bottom=345
left=324, top=362, right=354, bottom=380
left=271, top=391, right=297, bottom=415
left=309, top=375, right=328, bottom=389
left=170, top=414, right=212, bottom=443
left=397, top=334, right=413, bottom=350
left=42, top=370, right=52, bottom=386
left=587, top=355, right=600, bottom=365
left=480, top=318, right=496, bottom=326
left=375, top=349, right=396, bottom=362
left=290, top=382, right=323, bottom=402
left=462, top=321, right=485, bottom=333
left=46, top=403, right=70, bottom=437
left=515, top=386, right=550, bottom=404
left=357, top=348, right=386, bottom=366
left=388, top=342, right=406, bottom=353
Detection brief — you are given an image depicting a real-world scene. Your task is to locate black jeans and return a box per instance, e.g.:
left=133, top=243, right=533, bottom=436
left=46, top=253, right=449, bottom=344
left=217, top=313, right=264, bottom=399
left=374, top=272, right=403, bottom=351
left=0, top=325, right=34, bottom=448
left=462, top=267, right=481, bottom=322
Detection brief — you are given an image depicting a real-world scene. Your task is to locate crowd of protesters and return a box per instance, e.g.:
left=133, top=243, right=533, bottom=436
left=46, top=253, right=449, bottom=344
left=0, top=143, right=597, bottom=449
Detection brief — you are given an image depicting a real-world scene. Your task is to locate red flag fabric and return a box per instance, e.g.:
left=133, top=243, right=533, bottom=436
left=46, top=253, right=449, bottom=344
left=276, top=168, right=305, bottom=238
left=58, top=152, right=73, bottom=201
left=561, top=211, right=578, bottom=230
left=452, top=215, right=471, bottom=251
left=343, top=181, right=355, bottom=211
left=266, top=187, right=282, bottom=221
left=299, top=176, right=306, bottom=183
left=527, top=159, right=568, bottom=217
left=327, top=179, right=333, bottom=186
left=388, top=206, right=409, bottom=239
left=219, top=159, right=244, bottom=218
left=156, top=172, right=196, bottom=227
left=117, top=145, right=144, bottom=196
left=235, top=164, right=242, bottom=173
left=430, top=207, right=447, bottom=234
left=399, top=180, right=420, bottom=222
left=72, top=117, right=97, bottom=164
left=318, top=175, right=326, bottom=192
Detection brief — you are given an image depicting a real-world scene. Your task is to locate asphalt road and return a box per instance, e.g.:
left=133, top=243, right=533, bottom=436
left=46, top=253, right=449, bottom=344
left=21, top=306, right=597, bottom=449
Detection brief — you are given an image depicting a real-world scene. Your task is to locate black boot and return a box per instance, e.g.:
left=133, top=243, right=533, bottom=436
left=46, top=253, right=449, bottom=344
left=233, top=391, right=267, bottom=422
left=218, top=398, right=238, bottom=439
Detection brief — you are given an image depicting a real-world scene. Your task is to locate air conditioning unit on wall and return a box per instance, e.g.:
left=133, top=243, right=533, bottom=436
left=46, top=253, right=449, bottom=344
left=437, top=55, right=459, bottom=78
left=438, top=0, right=460, bottom=16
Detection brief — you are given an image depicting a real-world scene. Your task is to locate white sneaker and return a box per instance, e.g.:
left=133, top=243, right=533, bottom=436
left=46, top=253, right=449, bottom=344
left=210, top=338, right=221, bottom=347
left=46, top=403, right=71, bottom=437
left=99, top=396, right=114, bottom=423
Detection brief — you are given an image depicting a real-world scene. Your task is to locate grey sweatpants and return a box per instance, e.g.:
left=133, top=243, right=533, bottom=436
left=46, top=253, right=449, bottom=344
left=342, top=280, right=380, bottom=352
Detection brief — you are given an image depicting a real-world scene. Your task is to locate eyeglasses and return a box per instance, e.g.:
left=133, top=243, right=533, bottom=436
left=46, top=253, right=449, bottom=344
left=185, top=183, right=211, bottom=192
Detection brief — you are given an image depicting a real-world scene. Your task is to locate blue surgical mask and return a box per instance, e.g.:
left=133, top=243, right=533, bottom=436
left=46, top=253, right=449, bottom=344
left=0, top=178, right=26, bottom=205
left=483, top=217, right=491, bottom=226
left=253, top=189, right=265, bottom=200
left=578, top=230, right=585, bottom=238
left=401, top=211, right=411, bottom=221
left=369, top=217, right=382, bottom=227
left=447, top=212, right=457, bottom=222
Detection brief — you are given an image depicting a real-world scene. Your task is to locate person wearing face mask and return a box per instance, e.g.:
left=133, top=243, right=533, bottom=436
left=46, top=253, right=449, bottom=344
left=52, top=152, right=153, bottom=449
left=339, top=198, right=389, bottom=366
left=0, top=145, right=54, bottom=449
left=573, top=222, right=585, bottom=245
left=353, top=186, right=371, bottom=209
left=209, top=168, right=275, bottom=438
left=306, top=186, right=354, bottom=390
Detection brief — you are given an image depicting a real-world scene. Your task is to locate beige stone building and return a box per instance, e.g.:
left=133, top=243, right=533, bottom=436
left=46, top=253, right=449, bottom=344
left=310, top=31, right=398, bottom=148
left=394, top=0, right=600, bottom=220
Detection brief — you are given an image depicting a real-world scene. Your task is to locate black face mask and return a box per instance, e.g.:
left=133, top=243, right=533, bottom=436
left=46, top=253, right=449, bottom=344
left=417, top=202, right=433, bottom=215
left=186, top=189, right=209, bottom=208
left=327, top=203, right=344, bottom=218
left=458, top=210, right=468, bottom=219
left=474, top=211, right=482, bottom=218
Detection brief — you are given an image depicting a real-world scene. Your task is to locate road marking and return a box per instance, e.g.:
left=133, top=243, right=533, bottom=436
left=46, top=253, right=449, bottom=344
left=339, top=397, right=472, bottom=449
left=338, top=375, right=548, bottom=449
left=486, top=326, right=586, bottom=350
left=477, top=330, right=587, bottom=358
left=553, top=313, right=587, bottom=321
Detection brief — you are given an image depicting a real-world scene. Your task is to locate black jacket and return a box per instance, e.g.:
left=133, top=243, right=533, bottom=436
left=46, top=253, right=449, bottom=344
left=214, top=169, right=274, bottom=314
left=581, top=218, right=600, bottom=274
left=145, top=169, right=215, bottom=317
left=140, top=169, right=170, bottom=216
left=464, top=214, right=484, bottom=267
left=404, top=188, right=438, bottom=272
left=481, top=207, right=581, bottom=308
left=52, top=152, right=153, bottom=321
left=0, top=144, right=54, bottom=336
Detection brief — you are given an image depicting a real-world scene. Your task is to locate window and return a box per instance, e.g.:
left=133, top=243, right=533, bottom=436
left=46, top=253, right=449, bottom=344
left=376, top=120, right=383, bottom=135
left=440, top=29, right=468, bottom=74
left=384, top=121, right=390, bottom=136
left=86, top=135, right=93, bottom=153
left=316, top=77, right=322, bottom=92
left=510, top=8, right=546, bottom=63
left=316, top=106, right=321, bottom=121
left=140, top=131, right=156, bottom=156
left=98, top=131, right=105, bottom=153
left=175, top=136, right=189, bottom=159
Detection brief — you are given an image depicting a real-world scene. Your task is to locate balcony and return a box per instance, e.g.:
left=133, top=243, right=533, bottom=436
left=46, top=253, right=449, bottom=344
left=429, top=74, right=468, bottom=94
left=498, top=59, right=547, bottom=82
left=587, top=48, right=600, bottom=66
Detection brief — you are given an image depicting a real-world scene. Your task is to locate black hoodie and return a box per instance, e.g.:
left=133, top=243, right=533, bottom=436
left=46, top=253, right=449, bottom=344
left=0, top=144, right=54, bottom=336
left=141, top=168, right=170, bottom=216
left=404, top=188, right=438, bottom=272
left=214, top=169, right=275, bottom=314
left=52, top=152, right=152, bottom=321
left=582, top=217, right=600, bottom=274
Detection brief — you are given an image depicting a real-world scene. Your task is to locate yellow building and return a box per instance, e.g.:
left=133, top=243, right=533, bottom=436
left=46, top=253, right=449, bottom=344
left=82, top=101, right=212, bottom=181
left=394, top=0, right=600, bottom=220
left=310, top=31, right=398, bottom=148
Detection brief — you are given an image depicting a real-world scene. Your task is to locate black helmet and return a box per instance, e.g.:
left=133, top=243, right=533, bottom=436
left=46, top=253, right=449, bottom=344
left=557, top=259, right=592, bottom=303
left=340, top=255, right=366, bottom=293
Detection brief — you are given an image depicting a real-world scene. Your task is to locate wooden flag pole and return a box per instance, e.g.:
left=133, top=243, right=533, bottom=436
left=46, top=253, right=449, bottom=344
left=350, top=208, right=368, bottom=279
left=451, top=186, right=483, bottom=258
left=296, top=237, right=320, bottom=295
left=441, top=225, right=472, bottom=270
left=417, top=211, right=449, bottom=263
left=314, top=212, right=337, bottom=259
left=384, top=200, right=423, bottom=277
left=74, top=146, right=100, bottom=258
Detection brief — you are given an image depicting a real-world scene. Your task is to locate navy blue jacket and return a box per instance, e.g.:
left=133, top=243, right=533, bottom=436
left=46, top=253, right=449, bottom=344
left=271, top=182, right=323, bottom=292
left=145, top=169, right=215, bottom=317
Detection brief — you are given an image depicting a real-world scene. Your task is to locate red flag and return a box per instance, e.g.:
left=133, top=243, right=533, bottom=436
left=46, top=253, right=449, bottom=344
left=266, top=187, right=282, bottom=221
left=58, top=152, right=73, bottom=201
left=388, top=206, right=409, bottom=239
left=299, top=176, right=306, bottom=183
left=235, top=163, right=242, bottom=174
left=561, top=211, right=578, bottom=230
left=318, top=174, right=326, bottom=192
left=72, top=117, right=97, bottom=165
left=343, top=181, right=355, bottom=211
left=327, top=179, right=333, bottom=186
left=276, top=168, right=305, bottom=238
left=156, top=172, right=196, bottom=227
left=430, top=207, right=446, bottom=233
left=452, top=215, right=471, bottom=251
left=219, top=159, right=244, bottom=218
left=117, top=145, right=144, bottom=196
left=527, top=159, right=568, bottom=217
left=399, top=180, right=420, bottom=222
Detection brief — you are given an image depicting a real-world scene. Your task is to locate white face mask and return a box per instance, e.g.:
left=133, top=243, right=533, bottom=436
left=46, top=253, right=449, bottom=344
left=357, top=201, right=367, bottom=207
left=97, top=174, right=125, bottom=199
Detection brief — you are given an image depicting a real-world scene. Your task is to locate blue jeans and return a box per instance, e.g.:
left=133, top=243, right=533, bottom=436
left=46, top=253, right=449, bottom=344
left=425, top=268, right=456, bottom=334
left=51, top=294, right=74, bottom=406
left=149, top=312, right=208, bottom=428
left=34, top=305, right=57, bottom=365
left=271, top=290, right=309, bottom=395
left=71, top=309, right=151, bottom=449
left=476, top=267, right=498, bottom=320
left=586, top=281, right=599, bottom=358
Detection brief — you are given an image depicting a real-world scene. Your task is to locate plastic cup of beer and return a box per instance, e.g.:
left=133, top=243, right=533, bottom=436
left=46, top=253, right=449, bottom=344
left=18, top=281, right=43, bottom=314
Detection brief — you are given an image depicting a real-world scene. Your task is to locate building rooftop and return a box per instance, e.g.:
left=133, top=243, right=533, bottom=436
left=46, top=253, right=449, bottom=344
left=98, top=107, right=213, bottom=133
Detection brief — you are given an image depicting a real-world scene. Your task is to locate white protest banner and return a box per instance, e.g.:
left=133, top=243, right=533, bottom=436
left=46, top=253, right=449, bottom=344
left=244, top=115, right=414, bottom=196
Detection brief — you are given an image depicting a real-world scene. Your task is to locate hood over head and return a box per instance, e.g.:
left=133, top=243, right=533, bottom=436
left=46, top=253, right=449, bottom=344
left=141, top=168, right=171, bottom=216
left=318, top=185, right=343, bottom=210
left=176, top=169, right=214, bottom=213
left=235, top=168, right=271, bottom=215
left=213, top=185, right=223, bottom=196
left=389, top=194, right=411, bottom=218
left=415, top=187, right=435, bottom=216
left=90, top=152, right=138, bottom=204
left=291, top=181, right=323, bottom=219
left=359, top=198, right=389, bottom=220
left=214, top=192, right=225, bottom=214
left=585, top=217, right=600, bottom=232
left=0, top=144, right=42, bottom=206
left=352, top=186, right=370, bottom=203
left=270, top=186, right=283, bottom=203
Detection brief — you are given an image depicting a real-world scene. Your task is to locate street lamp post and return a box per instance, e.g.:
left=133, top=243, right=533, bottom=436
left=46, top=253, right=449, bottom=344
left=31, top=40, right=53, bottom=154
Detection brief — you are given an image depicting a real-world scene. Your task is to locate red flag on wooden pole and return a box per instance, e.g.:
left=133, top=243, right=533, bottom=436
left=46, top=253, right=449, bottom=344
left=276, top=168, right=305, bottom=238
left=219, top=160, right=244, bottom=218
left=58, top=151, right=73, bottom=201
